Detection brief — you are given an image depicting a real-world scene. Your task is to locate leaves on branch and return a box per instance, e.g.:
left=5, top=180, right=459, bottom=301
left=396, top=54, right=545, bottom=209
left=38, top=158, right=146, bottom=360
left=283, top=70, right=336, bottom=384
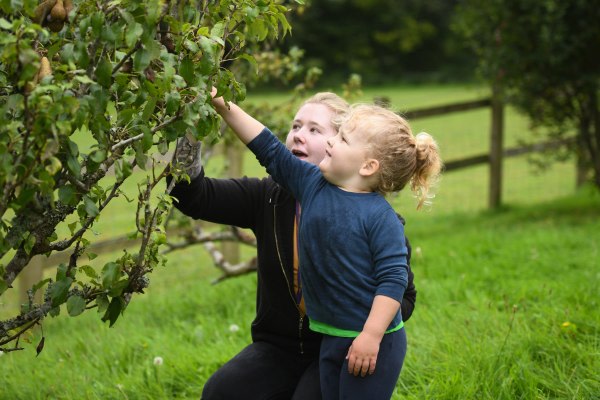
left=0, top=0, right=298, bottom=353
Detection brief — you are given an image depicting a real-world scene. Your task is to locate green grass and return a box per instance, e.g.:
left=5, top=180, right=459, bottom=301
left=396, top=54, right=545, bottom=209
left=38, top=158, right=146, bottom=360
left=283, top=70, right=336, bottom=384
left=1, top=187, right=598, bottom=399
left=1, top=83, right=596, bottom=399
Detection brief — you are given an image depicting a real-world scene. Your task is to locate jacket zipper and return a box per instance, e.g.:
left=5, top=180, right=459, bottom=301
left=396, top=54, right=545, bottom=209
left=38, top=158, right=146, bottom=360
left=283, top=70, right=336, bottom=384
left=273, top=200, right=305, bottom=354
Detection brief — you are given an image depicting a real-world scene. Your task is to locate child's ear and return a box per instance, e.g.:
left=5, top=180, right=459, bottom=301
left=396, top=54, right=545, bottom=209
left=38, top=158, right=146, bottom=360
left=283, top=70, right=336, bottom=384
left=359, top=159, right=380, bottom=177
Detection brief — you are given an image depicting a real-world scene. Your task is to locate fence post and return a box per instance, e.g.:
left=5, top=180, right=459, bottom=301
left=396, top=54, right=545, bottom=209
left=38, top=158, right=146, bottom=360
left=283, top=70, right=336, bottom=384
left=489, top=88, right=504, bottom=208
left=19, top=255, right=44, bottom=305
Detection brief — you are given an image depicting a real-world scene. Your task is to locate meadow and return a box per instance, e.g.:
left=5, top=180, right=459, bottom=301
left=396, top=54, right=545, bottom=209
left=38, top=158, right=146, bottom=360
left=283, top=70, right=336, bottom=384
left=1, top=84, right=598, bottom=399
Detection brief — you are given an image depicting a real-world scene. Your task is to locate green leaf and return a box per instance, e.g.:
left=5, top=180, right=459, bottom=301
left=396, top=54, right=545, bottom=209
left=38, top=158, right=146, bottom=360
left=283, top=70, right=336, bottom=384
left=102, top=296, right=125, bottom=327
left=179, top=57, right=194, bottom=86
left=96, top=294, right=109, bottom=314
left=79, top=265, right=98, bottom=279
left=49, top=306, right=60, bottom=317
left=210, top=22, right=225, bottom=38
left=101, top=262, right=121, bottom=289
left=74, top=75, right=95, bottom=85
left=277, top=13, right=292, bottom=36
left=0, top=278, right=8, bottom=295
left=144, top=38, right=162, bottom=60
left=126, top=23, right=144, bottom=48
left=152, top=231, right=166, bottom=245
left=134, top=142, right=148, bottom=171
left=68, top=221, right=78, bottom=235
left=95, top=58, right=113, bottom=88
left=50, top=277, right=74, bottom=307
left=157, top=140, right=169, bottom=155
left=165, top=91, right=181, bottom=115
left=115, top=159, right=132, bottom=181
left=106, top=100, right=118, bottom=121
left=74, top=41, right=90, bottom=69
left=89, top=149, right=107, bottom=163
left=0, top=18, right=12, bottom=30
left=83, top=195, right=99, bottom=217
left=31, top=278, right=52, bottom=295
left=109, top=279, right=129, bottom=297
left=23, top=233, right=35, bottom=255
left=56, top=263, right=68, bottom=282
left=196, top=27, right=210, bottom=36
left=183, top=39, right=199, bottom=53
left=45, top=156, right=62, bottom=175
left=134, top=48, right=152, bottom=72
left=141, top=126, right=153, bottom=151
left=66, top=154, right=81, bottom=178
left=90, top=11, right=105, bottom=37
left=141, top=96, right=157, bottom=122
left=67, top=295, right=86, bottom=316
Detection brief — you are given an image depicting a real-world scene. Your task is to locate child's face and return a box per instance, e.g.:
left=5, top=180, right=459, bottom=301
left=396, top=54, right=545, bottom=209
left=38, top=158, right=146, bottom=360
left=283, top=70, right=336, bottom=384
left=318, top=126, right=371, bottom=190
left=285, top=103, right=338, bottom=166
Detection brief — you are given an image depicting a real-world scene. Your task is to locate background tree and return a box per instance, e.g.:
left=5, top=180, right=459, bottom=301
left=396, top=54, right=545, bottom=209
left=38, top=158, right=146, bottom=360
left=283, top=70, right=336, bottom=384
left=454, top=0, right=600, bottom=188
left=282, top=0, right=473, bottom=84
left=0, top=0, right=294, bottom=353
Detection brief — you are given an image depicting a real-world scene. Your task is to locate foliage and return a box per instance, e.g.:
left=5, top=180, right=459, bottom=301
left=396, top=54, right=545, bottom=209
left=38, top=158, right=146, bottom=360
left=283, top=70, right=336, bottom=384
left=0, top=0, right=294, bottom=352
left=454, top=0, right=600, bottom=187
left=282, top=0, right=473, bottom=84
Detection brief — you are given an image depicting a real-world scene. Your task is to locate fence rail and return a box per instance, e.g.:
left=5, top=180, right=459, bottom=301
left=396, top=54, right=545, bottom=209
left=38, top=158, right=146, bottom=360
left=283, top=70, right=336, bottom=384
left=16, top=94, right=577, bottom=303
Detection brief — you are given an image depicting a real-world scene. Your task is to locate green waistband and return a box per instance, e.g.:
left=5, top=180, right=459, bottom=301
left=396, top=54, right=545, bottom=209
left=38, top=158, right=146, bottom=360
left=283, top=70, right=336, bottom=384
left=309, top=319, right=404, bottom=338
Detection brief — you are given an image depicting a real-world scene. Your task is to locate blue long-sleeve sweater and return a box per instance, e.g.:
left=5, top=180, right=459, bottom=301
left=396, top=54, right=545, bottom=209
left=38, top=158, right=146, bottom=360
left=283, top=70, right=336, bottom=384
left=248, top=128, right=408, bottom=335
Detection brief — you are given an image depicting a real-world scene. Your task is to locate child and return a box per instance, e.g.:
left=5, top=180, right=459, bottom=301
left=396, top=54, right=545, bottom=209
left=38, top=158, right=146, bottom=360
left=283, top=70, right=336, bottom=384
left=211, top=89, right=441, bottom=400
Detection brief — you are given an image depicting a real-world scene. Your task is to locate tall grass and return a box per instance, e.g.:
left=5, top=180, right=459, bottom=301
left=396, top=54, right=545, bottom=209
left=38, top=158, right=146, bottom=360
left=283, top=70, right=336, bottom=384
left=1, top=84, right=596, bottom=399
left=1, top=187, right=598, bottom=399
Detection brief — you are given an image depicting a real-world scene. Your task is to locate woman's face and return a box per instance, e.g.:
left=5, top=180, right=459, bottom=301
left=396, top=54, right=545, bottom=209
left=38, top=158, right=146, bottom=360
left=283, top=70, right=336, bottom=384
left=285, top=103, right=338, bottom=166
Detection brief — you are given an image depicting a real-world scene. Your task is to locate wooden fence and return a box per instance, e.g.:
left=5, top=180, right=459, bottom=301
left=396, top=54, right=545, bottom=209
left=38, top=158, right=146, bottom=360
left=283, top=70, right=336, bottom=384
left=16, top=94, right=577, bottom=303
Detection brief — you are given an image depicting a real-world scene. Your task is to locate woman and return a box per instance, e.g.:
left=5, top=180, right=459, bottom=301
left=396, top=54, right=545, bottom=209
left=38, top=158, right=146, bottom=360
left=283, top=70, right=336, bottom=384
left=169, top=93, right=417, bottom=400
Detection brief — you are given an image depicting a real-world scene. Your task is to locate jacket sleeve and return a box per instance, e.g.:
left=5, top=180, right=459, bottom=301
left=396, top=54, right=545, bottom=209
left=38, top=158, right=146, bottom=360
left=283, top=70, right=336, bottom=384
left=397, top=214, right=417, bottom=322
left=401, top=234, right=416, bottom=322
left=167, top=167, right=269, bottom=229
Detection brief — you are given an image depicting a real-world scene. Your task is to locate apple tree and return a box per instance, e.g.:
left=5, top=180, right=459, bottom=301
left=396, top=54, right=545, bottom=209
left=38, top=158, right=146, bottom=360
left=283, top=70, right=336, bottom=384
left=0, top=0, right=295, bottom=353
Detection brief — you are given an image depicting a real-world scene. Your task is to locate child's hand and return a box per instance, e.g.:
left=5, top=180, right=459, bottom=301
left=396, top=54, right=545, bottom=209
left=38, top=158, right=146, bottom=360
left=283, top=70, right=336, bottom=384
left=346, top=331, right=381, bottom=377
left=210, top=86, right=227, bottom=111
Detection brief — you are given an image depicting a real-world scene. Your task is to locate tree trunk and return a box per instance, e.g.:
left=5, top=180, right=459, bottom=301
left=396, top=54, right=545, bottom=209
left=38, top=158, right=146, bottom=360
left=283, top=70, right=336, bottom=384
left=579, top=89, right=600, bottom=189
left=593, top=90, right=600, bottom=188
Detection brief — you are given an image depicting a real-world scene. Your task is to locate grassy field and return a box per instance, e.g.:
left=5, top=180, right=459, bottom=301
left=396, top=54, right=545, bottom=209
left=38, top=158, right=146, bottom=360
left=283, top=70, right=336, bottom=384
left=1, top=84, right=597, bottom=399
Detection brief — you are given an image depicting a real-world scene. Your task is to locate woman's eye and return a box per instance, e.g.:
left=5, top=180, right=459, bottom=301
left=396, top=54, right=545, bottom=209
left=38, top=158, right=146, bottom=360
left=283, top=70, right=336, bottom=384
left=310, top=128, right=320, bottom=134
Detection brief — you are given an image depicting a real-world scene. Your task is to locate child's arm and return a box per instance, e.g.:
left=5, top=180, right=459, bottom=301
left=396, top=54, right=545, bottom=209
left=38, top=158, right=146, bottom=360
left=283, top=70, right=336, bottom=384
left=211, top=88, right=264, bottom=145
left=346, top=295, right=401, bottom=377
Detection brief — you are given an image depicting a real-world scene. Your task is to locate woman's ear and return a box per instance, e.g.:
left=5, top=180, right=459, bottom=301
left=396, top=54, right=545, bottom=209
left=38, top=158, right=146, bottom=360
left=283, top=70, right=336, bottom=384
left=359, top=158, right=380, bottom=177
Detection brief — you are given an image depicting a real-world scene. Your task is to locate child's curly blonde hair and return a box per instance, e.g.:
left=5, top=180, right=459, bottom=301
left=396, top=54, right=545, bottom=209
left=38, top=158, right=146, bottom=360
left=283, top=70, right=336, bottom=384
left=340, top=104, right=442, bottom=209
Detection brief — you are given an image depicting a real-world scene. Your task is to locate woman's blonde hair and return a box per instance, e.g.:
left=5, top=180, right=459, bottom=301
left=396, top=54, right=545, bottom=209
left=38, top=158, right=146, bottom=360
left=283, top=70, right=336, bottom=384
left=302, top=92, right=350, bottom=131
left=340, top=104, right=443, bottom=209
